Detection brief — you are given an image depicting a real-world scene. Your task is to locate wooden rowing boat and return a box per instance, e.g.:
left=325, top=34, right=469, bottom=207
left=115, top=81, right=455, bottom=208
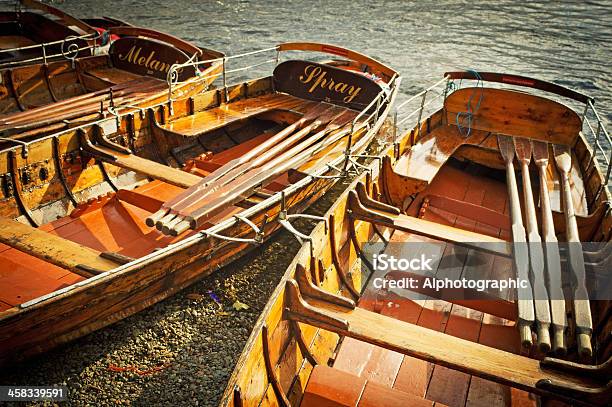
left=0, top=42, right=400, bottom=366
left=0, top=0, right=105, bottom=68
left=0, top=22, right=224, bottom=142
left=220, top=71, right=611, bottom=407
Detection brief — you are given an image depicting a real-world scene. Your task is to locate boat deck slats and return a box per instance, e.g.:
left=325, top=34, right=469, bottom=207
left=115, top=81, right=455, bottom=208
left=0, top=216, right=119, bottom=275
left=160, top=93, right=311, bottom=138
left=302, top=364, right=439, bottom=407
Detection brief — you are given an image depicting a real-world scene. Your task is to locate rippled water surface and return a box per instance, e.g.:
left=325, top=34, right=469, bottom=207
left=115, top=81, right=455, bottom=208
left=63, top=0, right=610, bottom=121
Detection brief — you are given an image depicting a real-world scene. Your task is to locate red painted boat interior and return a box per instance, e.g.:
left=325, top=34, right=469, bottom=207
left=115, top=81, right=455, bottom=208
left=0, top=119, right=294, bottom=308
left=307, top=162, right=540, bottom=407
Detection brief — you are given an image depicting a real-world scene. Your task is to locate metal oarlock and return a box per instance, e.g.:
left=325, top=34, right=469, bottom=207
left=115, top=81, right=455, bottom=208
left=200, top=214, right=265, bottom=244
left=278, top=191, right=326, bottom=248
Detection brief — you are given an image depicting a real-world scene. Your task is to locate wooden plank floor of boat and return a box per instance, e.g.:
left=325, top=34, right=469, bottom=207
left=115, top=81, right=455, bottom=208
left=161, top=93, right=311, bottom=137
left=331, top=164, right=541, bottom=406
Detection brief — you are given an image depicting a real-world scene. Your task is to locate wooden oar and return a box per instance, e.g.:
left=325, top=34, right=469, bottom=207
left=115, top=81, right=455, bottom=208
left=514, top=137, right=552, bottom=353
left=533, top=140, right=567, bottom=355
left=169, top=117, right=361, bottom=236
left=169, top=107, right=349, bottom=217
left=552, top=144, right=592, bottom=358
left=497, top=134, right=535, bottom=349
left=1, top=84, right=165, bottom=138
left=146, top=102, right=331, bottom=228
left=0, top=78, right=153, bottom=126
left=154, top=103, right=336, bottom=232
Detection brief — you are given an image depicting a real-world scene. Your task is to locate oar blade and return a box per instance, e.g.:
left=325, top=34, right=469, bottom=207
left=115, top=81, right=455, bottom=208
left=552, top=144, right=572, bottom=173
left=302, top=102, right=332, bottom=121
left=532, top=140, right=550, bottom=164
left=513, top=137, right=532, bottom=163
left=497, top=134, right=515, bottom=162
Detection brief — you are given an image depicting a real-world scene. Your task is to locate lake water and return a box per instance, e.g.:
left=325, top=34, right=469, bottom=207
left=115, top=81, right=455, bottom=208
left=63, top=0, right=610, bottom=116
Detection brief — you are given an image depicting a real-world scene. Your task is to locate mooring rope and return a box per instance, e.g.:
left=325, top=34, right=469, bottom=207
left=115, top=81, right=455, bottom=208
left=455, top=69, right=484, bottom=138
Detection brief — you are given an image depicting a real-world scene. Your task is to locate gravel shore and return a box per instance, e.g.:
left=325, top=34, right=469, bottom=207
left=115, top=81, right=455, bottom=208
left=0, top=178, right=352, bottom=407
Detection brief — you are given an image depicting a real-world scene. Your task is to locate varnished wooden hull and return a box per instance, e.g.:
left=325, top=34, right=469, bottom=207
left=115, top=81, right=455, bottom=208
left=0, top=174, right=334, bottom=365
left=0, top=25, right=224, bottom=142
left=0, top=43, right=400, bottom=365
left=220, top=75, right=611, bottom=407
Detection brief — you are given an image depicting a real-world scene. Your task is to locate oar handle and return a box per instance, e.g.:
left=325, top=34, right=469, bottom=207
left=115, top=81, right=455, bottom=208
left=505, top=161, right=524, bottom=228
left=520, top=161, right=540, bottom=237
left=536, top=163, right=567, bottom=354
left=504, top=158, right=535, bottom=348
left=559, top=171, right=580, bottom=242
left=537, top=163, right=557, bottom=241
left=559, top=169, right=592, bottom=358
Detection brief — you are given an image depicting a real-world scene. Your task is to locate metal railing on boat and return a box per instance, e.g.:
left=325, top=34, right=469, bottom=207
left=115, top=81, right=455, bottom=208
left=166, top=46, right=278, bottom=110
left=166, top=43, right=398, bottom=113
left=0, top=32, right=101, bottom=68
left=582, top=100, right=611, bottom=194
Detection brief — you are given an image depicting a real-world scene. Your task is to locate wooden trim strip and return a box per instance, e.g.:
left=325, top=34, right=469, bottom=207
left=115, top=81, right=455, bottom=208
left=52, top=136, right=78, bottom=206
left=444, top=71, right=592, bottom=104
left=347, top=210, right=374, bottom=271
left=7, top=69, right=25, bottom=112
left=290, top=320, right=319, bottom=366
left=262, top=324, right=291, bottom=407
left=97, top=160, right=118, bottom=192
left=41, top=64, right=58, bottom=102
left=8, top=150, right=38, bottom=227
left=328, top=213, right=359, bottom=299
left=277, top=42, right=397, bottom=80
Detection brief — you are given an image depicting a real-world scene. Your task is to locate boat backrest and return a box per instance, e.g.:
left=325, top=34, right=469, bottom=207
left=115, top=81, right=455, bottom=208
left=108, top=35, right=197, bottom=81
left=445, top=87, right=582, bottom=145
left=273, top=60, right=384, bottom=111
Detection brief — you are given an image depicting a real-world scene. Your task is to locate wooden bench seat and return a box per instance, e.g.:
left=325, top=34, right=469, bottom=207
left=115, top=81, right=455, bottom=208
left=161, top=93, right=311, bottom=138
left=0, top=217, right=119, bottom=275
left=286, top=282, right=609, bottom=406
left=348, top=190, right=512, bottom=258
left=91, top=145, right=202, bottom=188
